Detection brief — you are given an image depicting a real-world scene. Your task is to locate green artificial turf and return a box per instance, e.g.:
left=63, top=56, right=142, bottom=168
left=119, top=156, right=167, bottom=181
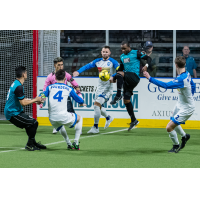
left=0, top=123, right=200, bottom=168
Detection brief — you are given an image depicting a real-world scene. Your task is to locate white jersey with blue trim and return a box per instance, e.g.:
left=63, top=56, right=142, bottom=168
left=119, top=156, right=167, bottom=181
left=41, top=83, right=83, bottom=121
left=149, top=71, right=195, bottom=112
left=77, top=57, right=120, bottom=99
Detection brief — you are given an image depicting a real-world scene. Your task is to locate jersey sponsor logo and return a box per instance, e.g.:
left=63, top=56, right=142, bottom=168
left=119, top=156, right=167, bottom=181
left=123, top=58, right=130, bottom=63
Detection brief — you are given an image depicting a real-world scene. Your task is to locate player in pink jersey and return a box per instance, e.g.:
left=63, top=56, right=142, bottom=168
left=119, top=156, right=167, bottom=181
left=42, top=57, right=83, bottom=134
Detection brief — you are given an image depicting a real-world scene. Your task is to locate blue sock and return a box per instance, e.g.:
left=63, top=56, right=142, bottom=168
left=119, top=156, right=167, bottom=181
left=106, top=115, right=110, bottom=121
left=94, top=124, right=98, bottom=129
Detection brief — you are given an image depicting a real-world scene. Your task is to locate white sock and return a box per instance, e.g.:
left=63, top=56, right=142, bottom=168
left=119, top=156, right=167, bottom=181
left=168, top=130, right=179, bottom=145
left=74, top=116, right=83, bottom=145
left=94, top=105, right=101, bottom=125
left=101, top=107, right=108, bottom=118
left=175, top=125, right=186, bottom=137
left=59, top=126, right=71, bottom=145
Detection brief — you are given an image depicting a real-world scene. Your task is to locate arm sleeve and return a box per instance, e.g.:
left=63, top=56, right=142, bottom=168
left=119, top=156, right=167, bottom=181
left=77, top=59, right=97, bottom=74
left=137, top=50, right=147, bottom=59
left=69, top=88, right=84, bottom=104
left=43, top=75, right=51, bottom=91
left=39, top=86, right=50, bottom=97
left=116, top=58, right=124, bottom=71
left=14, top=85, right=25, bottom=100
left=66, top=72, right=79, bottom=88
left=149, top=77, right=184, bottom=89
left=191, top=79, right=195, bottom=95
left=193, top=59, right=197, bottom=69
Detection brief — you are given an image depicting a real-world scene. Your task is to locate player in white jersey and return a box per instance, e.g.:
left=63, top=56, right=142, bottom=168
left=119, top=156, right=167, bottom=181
left=144, top=56, right=195, bottom=153
left=40, top=69, right=85, bottom=150
left=73, top=46, right=119, bottom=134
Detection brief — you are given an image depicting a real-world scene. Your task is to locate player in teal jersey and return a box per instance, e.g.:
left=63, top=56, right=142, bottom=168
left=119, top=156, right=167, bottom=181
left=4, top=66, right=46, bottom=151
left=110, top=41, right=151, bottom=131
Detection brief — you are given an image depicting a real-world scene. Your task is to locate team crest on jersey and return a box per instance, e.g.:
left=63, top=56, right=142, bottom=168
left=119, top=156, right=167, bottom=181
left=123, top=58, right=130, bottom=63
left=107, top=62, right=111, bottom=66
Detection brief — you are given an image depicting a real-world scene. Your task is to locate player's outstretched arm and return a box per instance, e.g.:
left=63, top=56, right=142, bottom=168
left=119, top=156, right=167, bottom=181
left=144, top=71, right=184, bottom=89
left=69, top=89, right=84, bottom=104
left=20, top=96, right=42, bottom=106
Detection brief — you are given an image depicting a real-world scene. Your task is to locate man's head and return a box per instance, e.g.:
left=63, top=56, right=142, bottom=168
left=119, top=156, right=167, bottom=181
left=101, top=45, right=111, bottom=60
left=55, top=69, right=66, bottom=82
left=54, top=57, right=64, bottom=72
left=175, top=56, right=186, bottom=69
left=182, top=46, right=190, bottom=57
left=121, top=41, right=131, bottom=55
left=15, top=66, right=27, bottom=80
left=145, top=41, right=153, bottom=54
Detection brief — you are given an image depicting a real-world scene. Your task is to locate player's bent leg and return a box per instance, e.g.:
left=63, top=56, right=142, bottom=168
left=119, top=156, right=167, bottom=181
left=87, top=101, right=100, bottom=134
left=166, top=121, right=180, bottom=153
left=72, top=115, right=83, bottom=150
left=101, top=106, right=114, bottom=129
left=58, top=126, right=72, bottom=149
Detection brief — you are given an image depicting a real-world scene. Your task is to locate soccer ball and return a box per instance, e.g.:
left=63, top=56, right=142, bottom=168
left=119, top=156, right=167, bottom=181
left=99, top=70, right=110, bottom=81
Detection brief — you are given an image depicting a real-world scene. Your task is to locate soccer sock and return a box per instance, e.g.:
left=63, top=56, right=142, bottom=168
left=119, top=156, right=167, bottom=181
left=94, top=105, right=101, bottom=128
left=59, top=126, right=71, bottom=145
left=25, top=121, right=38, bottom=144
left=74, top=116, right=83, bottom=145
left=174, top=125, right=186, bottom=137
left=125, top=102, right=136, bottom=122
left=116, top=73, right=124, bottom=97
left=101, top=107, right=110, bottom=120
left=168, top=130, right=179, bottom=145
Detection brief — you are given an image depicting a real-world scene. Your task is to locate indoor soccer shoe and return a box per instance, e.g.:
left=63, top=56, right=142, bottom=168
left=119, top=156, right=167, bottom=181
left=104, top=116, right=114, bottom=129
left=128, top=120, right=139, bottom=131
left=168, top=144, right=180, bottom=153
left=67, top=144, right=74, bottom=150
left=87, top=126, right=99, bottom=134
left=52, top=128, right=58, bottom=134
left=25, top=143, right=40, bottom=151
left=34, top=141, right=47, bottom=149
left=179, top=134, right=190, bottom=150
left=110, top=95, right=122, bottom=105
left=72, top=142, right=80, bottom=150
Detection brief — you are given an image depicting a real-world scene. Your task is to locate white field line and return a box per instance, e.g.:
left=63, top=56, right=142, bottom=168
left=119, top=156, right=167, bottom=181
left=0, top=128, right=135, bottom=153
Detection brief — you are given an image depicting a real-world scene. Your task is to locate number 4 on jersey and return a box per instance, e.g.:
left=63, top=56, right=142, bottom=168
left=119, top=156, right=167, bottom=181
left=53, top=91, right=63, bottom=102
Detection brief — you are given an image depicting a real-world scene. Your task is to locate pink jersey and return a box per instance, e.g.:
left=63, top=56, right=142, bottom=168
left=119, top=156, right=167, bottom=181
left=43, top=71, right=79, bottom=91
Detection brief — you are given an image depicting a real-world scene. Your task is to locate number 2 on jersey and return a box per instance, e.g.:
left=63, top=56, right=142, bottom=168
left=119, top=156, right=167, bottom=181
left=53, top=91, right=63, bottom=102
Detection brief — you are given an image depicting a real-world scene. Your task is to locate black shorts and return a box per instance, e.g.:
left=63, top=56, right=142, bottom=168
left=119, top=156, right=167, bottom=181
left=67, top=96, right=75, bottom=113
left=9, top=112, right=37, bottom=129
left=123, top=72, right=140, bottom=100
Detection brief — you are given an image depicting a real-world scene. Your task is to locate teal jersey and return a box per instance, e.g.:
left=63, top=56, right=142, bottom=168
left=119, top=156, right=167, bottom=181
left=4, top=80, right=25, bottom=120
left=120, top=50, right=146, bottom=77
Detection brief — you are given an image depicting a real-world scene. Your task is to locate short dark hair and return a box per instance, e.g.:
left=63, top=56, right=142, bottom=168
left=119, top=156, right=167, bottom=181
left=53, top=57, right=64, bottom=65
left=103, top=45, right=110, bottom=50
left=55, top=69, right=65, bottom=81
left=15, top=66, right=26, bottom=78
left=175, top=56, right=186, bottom=68
left=121, top=41, right=130, bottom=47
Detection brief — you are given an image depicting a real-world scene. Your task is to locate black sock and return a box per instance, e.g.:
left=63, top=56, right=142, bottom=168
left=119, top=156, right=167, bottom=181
left=116, top=73, right=124, bottom=97
left=125, top=102, right=136, bottom=122
left=25, top=121, right=38, bottom=144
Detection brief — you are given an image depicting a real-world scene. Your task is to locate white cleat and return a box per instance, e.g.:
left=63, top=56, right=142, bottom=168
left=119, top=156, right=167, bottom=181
left=52, top=128, right=58, bottom=134
left=104, top=116, right=114, bottom=129
left=87, top=126, right=99, bottom=134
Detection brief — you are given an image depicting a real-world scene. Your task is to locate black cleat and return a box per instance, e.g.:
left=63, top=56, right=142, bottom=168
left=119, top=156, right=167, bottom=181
left=67, top=144, right=74, bottom=150
left=128, top=120, right=139, bottom=131
left=25, top=143, right=40, bottom=151
left=72, top=142, right=80, bottom=150
left=34, top=141, right=46, bottom=149
left=178, top=134, right=190, bottom=151
left=168, top=144, right=180, bottom=153
left=110, top=95, right=122, bottom=105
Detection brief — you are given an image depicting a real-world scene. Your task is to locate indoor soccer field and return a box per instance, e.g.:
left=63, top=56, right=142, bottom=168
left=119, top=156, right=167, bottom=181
left=0, top=121, right=200, bottom=168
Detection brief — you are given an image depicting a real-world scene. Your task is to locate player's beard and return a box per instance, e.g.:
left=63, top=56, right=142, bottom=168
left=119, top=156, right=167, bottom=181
left=102, top=55, right=109, bottom=60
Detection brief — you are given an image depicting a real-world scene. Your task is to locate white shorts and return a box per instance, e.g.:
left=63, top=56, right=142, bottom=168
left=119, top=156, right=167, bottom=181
left=50, top=112, right=77, bottom=131
left=170, top=106, right=194, bottom=125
